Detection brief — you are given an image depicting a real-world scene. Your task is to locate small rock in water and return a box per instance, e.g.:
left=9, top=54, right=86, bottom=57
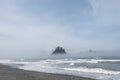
left=52, top=46, right=66, bottom=54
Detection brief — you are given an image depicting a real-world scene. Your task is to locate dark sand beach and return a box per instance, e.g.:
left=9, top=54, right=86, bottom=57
left=0, top=64, right=97, bottom=80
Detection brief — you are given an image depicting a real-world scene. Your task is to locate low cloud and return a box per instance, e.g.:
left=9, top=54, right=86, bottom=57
left=0, top=0, right=120, bottom=58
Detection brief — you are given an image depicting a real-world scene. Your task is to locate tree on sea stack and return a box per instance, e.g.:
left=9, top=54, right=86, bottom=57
left=52, top=46, right=66, bottom=54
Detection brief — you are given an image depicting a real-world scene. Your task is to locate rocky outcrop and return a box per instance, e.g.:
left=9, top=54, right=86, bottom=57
left=52, top=46, right=66, bottom=54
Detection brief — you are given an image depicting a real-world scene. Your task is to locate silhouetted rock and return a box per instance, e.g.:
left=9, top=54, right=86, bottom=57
left=52, top=46, right=66, bottom=54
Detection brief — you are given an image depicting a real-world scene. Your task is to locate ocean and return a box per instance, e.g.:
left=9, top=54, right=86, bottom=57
left=0, top=56, right=120, bottom=80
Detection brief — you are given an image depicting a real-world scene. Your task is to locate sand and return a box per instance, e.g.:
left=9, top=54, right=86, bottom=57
left=0, top=64, right=97, bottom=80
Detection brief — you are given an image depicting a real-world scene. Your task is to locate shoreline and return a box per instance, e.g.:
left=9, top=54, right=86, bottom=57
left=0, top=64, right=97, bottom=80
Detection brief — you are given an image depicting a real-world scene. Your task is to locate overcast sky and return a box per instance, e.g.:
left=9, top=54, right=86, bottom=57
left=0, top=0, right=120, bottom=58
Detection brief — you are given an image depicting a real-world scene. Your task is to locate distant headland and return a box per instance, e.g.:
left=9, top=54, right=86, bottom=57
left=52, top=46, right=66, bottom=54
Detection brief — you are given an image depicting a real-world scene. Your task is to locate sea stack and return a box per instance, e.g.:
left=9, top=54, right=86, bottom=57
left=52, top=46, right=66, bottom=54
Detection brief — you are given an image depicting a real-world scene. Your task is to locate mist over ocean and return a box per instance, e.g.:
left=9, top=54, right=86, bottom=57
left=0, top=0, right=120, bottom=80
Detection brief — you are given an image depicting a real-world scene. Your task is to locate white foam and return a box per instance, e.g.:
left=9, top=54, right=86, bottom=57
left=0, top=58, right=120, bottom=80
left=69, top=63, right=74, bottom=66
left=20, top=62, right=120, bottom=80
left=0, top=59, right=12, bottom=63
left=43, top=59, right=99, bottom=64
left=64, top=67, right=120, bottom=75
left=97, top=59, right=120, bottom=62
left=44, top=58, right=120, bottom=64
left=0, top=59, right=30, bottom=65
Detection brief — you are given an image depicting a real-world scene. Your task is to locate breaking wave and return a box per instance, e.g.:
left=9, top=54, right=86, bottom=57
left=0, top=58, right=120, bottom=80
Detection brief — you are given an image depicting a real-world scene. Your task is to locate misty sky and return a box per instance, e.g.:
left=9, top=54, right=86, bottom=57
left=0, top=0, right=120, bottom=58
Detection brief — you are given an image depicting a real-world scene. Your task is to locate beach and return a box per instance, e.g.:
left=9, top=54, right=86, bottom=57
left=0, top=64, right=97, bottom=80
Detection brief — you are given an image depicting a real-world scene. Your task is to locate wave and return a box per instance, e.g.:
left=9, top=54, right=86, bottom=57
left=0, top=59, right=12, bottom=63
left=0, top=58, right=120, bottom=80
left=90, top=59, right=120, bottom=63
left=0, top=59, right=29, bottom=65
left=19, top=61, right=120, bottom=80
left=0, top=58, right=120, bottom=66
left=64, top=67, right=120, bottom=75
left=42, top=59, right=120, bottom=64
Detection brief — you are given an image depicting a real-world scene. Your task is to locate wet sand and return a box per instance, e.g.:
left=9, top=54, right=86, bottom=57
left=0, top=64, right=97, bottom=80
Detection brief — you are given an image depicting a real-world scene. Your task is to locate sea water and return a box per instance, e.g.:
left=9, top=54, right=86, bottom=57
left=0, top=56, right=120, bottom=80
